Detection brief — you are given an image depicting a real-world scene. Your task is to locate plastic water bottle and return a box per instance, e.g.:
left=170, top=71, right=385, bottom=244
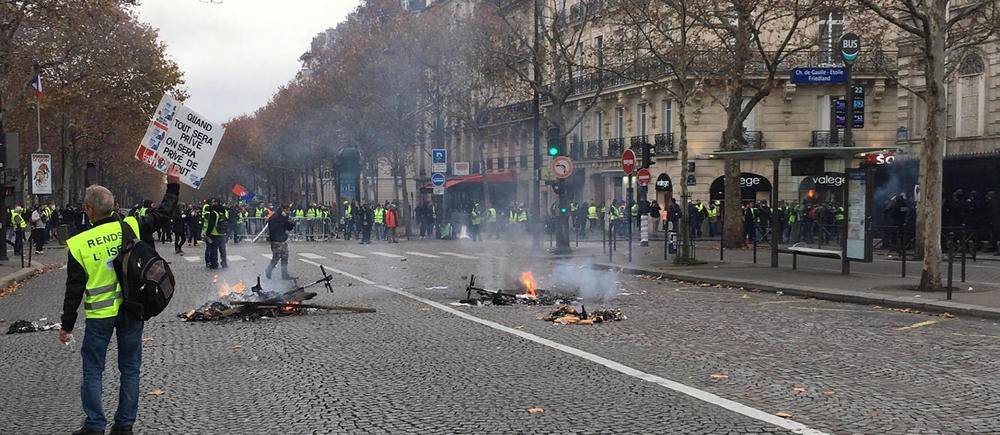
left=63, top=335, right=76, bottom=354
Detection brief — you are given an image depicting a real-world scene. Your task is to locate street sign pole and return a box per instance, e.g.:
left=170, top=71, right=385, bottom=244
left=840, top=32, right=861, bottom=148
left=627, top=173, right=633, bottom=263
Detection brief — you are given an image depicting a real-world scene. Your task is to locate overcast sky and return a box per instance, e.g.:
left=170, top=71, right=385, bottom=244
left=135, top=0, right=360, bottom=123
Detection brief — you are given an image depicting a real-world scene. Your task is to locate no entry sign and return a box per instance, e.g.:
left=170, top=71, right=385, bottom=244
left=637, top=168, right=651, bottom=186
left=621, top=149, right=636, bottom=174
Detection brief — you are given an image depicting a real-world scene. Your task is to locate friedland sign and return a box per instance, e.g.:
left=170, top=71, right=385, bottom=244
left=791, top=67, right=847, bottom=84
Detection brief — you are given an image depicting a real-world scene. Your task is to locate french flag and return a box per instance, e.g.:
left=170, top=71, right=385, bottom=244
left=30, top=74, right=43, bottom=99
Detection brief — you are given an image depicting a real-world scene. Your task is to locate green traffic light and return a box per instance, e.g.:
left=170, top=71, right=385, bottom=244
left=560, top=207, right=568, bottom=214
left=548, top=146, right=559, bottom=156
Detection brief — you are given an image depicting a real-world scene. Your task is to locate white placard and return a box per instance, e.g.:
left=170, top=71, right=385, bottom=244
left=135, top=93, right=225, bottom=189
left=30, top=153, right=52, bottom=195
left=453, top=162, right=470, bottom=176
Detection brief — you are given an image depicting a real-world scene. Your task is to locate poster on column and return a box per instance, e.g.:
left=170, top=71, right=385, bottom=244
left=135, top=93, right=226, bottom=189
left=30, top=153, right=52, bottom=195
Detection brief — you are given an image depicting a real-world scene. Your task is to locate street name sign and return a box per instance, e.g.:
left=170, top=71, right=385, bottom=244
left=791, top=67, right=847, bottom=84
left=621, top=149, right=636, bottom=174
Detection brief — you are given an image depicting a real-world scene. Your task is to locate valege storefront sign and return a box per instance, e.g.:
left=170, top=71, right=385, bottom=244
left=740, top=176, right=763, bottom=187
left=135, top=93, right=225, bottom=189
left=812, top=174, right=846, bottom=187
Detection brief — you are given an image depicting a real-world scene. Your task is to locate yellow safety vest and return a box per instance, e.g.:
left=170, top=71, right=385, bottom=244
left=66, top=217, right=140, bottom=319
left=588, top=206, right=598, bottom=220
left=517, top=210, right=528, bottom=222
left=11, top=211, right=26, bottom=229
left=707, top=207, right=719, bottom=219
left=471, top=208, right=482, bottom=225
left=486, top=208, right=497, bottom=223
left=374, top=208, right=384, bottom=224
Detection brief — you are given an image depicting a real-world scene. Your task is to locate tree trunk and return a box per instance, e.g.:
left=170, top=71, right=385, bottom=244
left=399, top=153, right=412, bottom=236
left=918, top=4, right=947, bottom=291
left=678, top=101, right=693, bottom=260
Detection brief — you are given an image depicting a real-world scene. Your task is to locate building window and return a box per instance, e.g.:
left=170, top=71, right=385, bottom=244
left=615, top=107, right=624, bottom=138
left=595, top=35, right=604, bottom=69
left=637, top=103, right=647, bottom=137
left=594, top=111, right=603, bottom=140
left=575, top=41, right=585, bottom=78
left=956, top=53, right=985, bottom=137
left=661, top=100, right=673, bottom=133
left=818, top=11, right=844, bottom=65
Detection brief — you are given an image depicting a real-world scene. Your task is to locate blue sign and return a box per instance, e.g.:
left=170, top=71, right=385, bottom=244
left=431, top=149, right=447, bottom=164
left=791, top=67, right=847, bottom=84
left=431, top=173, right=446, bottom=187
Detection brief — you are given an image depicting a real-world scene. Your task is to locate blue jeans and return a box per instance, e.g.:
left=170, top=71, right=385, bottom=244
left=81, top=316, right=144, bottom=430
left=205, top=235, right=227, bottom=267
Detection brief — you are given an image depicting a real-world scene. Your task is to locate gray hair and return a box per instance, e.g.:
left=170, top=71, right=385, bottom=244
left=84, top=185, right=115, bottom=218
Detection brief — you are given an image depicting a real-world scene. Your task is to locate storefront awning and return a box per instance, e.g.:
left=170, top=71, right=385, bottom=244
left=421, top=172, right=516, bottom=190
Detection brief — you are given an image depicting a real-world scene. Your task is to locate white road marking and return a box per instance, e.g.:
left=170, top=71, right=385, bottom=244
left=310, top=262, right=828, bottom=435
left=438, top=252, right=479, bottom=259
left=405, top=251, right=441, bottom=258
left=228, top=255, right=246, bottom=262
left=261, top=253, right=272, bottom=260
left=184, top=256, right=200, bottom=263
left=298, top=253, right=327, bottom=260
left=371, top=252, right=405, bottom=258
left=332, top=252, right=365, bottom=259
left=483, top=254, right=508, bottom=260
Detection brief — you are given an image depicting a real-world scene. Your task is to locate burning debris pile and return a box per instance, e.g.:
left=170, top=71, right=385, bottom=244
left=542, top=305, right=626, bottom=325
left=461, top=273, right=576, bottom=306
left=179, top=266, right=375, bottom=323
left=6, top=318, right=60, bottom=334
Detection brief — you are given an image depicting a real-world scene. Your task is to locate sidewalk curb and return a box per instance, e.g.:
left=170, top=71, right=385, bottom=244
left=590, top=262, right=1000, bottom=321
left=0, top=262, right=46, bottom=290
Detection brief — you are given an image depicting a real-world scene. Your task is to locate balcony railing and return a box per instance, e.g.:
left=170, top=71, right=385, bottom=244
left=810, top=129, right=848, bottom=147
left=570, top=142, right=585, bottom=160
left=607, top=138, right=625, bottom=158
left=586, top=140, right=604, bottom=159
left=542, top=50, right=898, bottom=101
left=475, top=100, right=534, bottom=127
left=654, top=133, right=674, bottom=154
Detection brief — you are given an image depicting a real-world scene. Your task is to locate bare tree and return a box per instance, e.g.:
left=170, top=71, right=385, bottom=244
left=857, top=0, right=1000, bottom=291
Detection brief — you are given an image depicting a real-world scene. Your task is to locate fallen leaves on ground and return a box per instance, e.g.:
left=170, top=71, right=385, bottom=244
left=145, top=389, right=164, bottom=397
left=792, top=387, right=807, bottom=394
left=141, top=337, right=153, bottom=343
left=775, top=411, right=793, bottom=418
left=939, top=312, right=955, bottom=319
left=231, top=345, right=242, bottom=351
left=710, top=373, right=729, bottom=380
left=514, top=325, right=525, bottom=330
left=527, top=407, right=544, bottom=414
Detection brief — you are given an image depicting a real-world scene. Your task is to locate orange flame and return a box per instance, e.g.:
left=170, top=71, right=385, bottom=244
left=280, top=301, right=300, bottom=314
left=520, top=271, right=538, bottom=298
left=217, top=280, right=247, bottom=299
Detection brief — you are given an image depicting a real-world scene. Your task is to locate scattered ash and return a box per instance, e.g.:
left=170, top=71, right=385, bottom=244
left=542, top=304, right=626, bottom=325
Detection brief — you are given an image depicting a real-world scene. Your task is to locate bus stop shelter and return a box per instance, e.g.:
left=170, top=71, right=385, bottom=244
left=704, top=147, right=898, bottom=274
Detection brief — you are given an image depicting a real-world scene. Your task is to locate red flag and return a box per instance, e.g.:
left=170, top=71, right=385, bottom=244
left=30, top=74, right=42, bottom=100
left=231, top=183, right=247, bottom=197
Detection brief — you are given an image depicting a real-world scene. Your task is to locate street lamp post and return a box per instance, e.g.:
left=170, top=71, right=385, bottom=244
left=530, top=0, right=542, bottom=251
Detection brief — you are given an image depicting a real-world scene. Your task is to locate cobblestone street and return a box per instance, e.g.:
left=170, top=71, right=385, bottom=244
left=2, top=239, right=999, bottom=434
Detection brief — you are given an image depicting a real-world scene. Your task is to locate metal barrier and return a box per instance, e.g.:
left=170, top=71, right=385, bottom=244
left=242, top=217, right=336, bottom=243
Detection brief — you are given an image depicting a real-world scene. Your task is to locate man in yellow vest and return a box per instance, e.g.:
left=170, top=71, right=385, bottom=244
left=587, top=202, right=598, bottom=234
left=373, top=203, right=385, bottom=241
left=59, top=167, right=179, bottom=435
left=10, top=205, right=27, bottom=256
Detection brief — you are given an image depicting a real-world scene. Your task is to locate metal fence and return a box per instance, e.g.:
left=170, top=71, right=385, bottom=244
left=242, top=217, right=337, bottom=242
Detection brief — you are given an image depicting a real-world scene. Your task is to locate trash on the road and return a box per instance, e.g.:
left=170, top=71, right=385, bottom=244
left=939, top=312, right=955, bottom=319
left=425, top=286, right=448, bottom=290
left=6, top=318, right=59, bottom=334
left=775, top=411, right=793, bottom=419
left=792, top=387, right=806, bottom=394
left=709, top=373, right=729, bottom=380
left=542, top=304, right=625, bottom=325
left=179, top=266, right=374, bottom=322
left=145, top=389, right=165, bottom=397
left=527, top=407, right=544, bottom=414
left=968, top=286, right=974, bottom=291
left=775, top=291, right=784, bottom=296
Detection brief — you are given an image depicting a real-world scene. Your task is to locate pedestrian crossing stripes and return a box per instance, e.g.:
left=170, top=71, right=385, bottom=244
left=333, top=252, right=365, bottom=259
left=298, top=253, right=327, bottom=260
left=405, top=251, right=441, bottom=258
left=184, top=256, right=200, bottom=263
left=371, top=252, right=405, bottom=258
left=438, top=252, right=479, bottom=259
left=229, top=255, right=247, bottom=262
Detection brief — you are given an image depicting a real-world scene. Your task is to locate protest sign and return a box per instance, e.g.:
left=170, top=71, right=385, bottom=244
left=136, top=93, right=225, bottom=188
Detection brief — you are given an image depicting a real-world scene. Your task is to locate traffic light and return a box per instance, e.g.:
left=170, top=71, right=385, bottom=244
left=641, top=141, right=655, bottom=168
left=546, top=126, right=562, bottom=157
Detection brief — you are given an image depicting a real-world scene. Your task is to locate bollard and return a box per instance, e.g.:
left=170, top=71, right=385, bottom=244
left=961, top=233, right=967, bottom=283
left=752, top=229, right=758, bottom=265
left=899, top=228, right=906, bottom=278
left=603, top=223, right=607, bottom=254
left=609, top=225, right=614, bottom=263
left=719, top=215, right=725, bottom=261
left=947, top=232, right=955, bottom=300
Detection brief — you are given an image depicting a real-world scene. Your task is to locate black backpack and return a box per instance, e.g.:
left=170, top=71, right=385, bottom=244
left=114, top=221, right=176, bottom=321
